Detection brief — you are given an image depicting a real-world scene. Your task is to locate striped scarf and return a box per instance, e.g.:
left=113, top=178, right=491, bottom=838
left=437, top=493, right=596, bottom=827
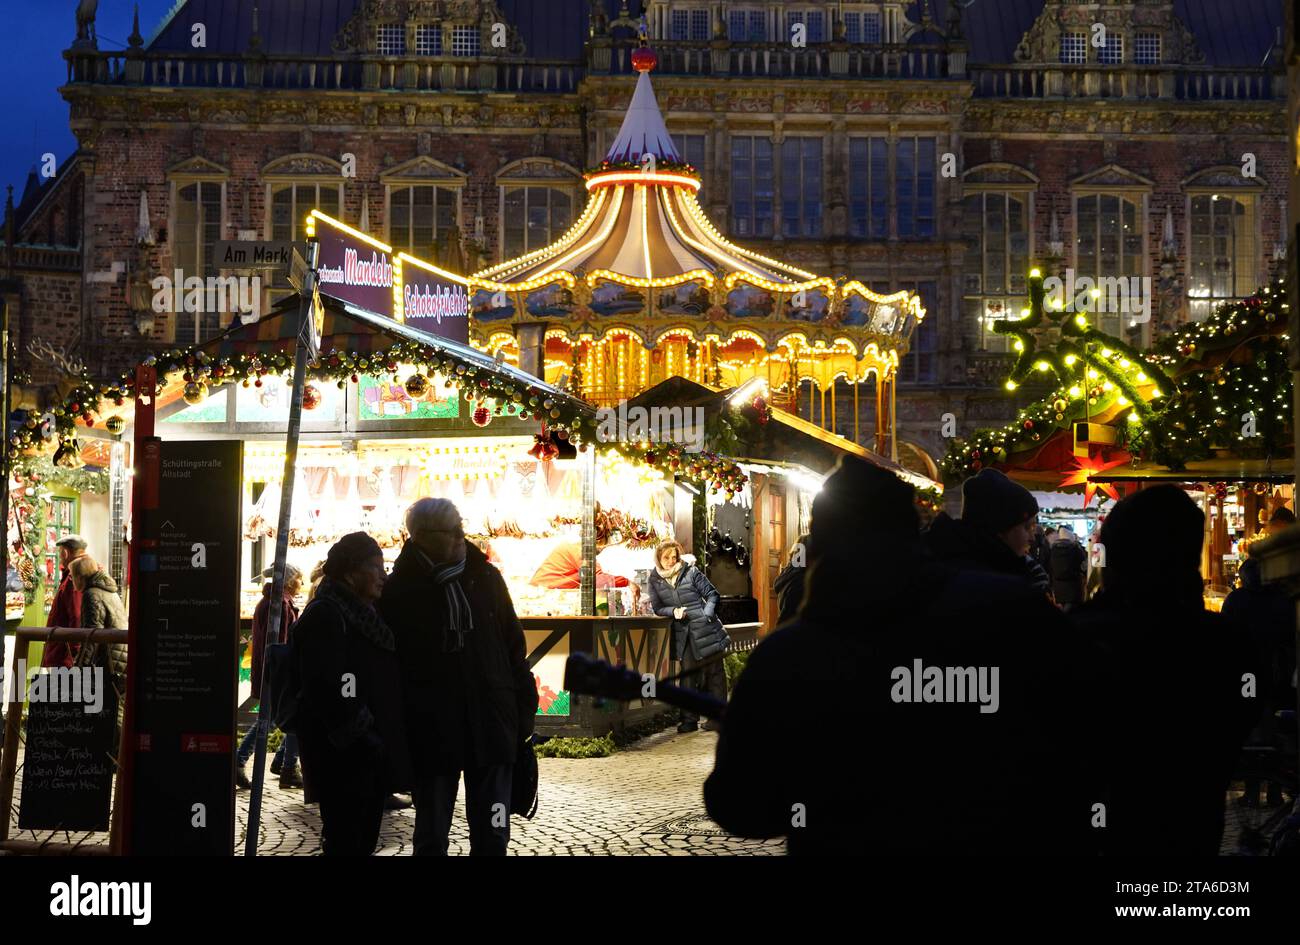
left=427, top=553, right=474, bottom=653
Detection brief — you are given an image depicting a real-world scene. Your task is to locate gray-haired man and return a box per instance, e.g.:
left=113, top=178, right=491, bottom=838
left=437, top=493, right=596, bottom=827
left=378, top=498, right=538, bottom=855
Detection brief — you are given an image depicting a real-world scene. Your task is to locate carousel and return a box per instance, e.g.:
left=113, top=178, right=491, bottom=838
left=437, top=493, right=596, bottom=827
left=467, top=32, right=924, bottom=455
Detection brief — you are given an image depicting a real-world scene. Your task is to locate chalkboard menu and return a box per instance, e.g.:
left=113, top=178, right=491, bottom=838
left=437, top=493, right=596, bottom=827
left=18, top=683, right=118, bottom=831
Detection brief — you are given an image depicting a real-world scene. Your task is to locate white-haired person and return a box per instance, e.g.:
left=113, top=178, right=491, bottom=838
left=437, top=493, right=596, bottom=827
left=378, top=497, right=537, bottom=856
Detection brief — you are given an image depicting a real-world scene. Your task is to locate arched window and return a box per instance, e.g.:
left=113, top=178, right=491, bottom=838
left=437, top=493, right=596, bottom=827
left=1184, top=167, right=1262, bottom=322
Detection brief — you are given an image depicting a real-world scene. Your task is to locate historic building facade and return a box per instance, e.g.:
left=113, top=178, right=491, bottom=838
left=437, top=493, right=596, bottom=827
left=2, top=0, right=1288, bottom=475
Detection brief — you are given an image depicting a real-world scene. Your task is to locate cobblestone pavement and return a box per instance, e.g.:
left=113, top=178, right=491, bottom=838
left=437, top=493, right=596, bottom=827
left=244, top=728, right=785, bottom=856
left=9, top=728, right=1281, bottom=854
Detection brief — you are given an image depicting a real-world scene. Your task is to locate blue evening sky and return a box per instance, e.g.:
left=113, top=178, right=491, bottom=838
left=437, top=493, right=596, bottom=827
left=0, top=1, right=179, bottom=204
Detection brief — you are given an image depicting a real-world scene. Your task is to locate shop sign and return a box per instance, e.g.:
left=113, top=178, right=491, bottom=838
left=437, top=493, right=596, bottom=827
left=399, top=253, right=469, bottom=345
left=131, top=440, right=242, bottom=854
left=421, top=443, right=509, bottom=480
left=314, top=221, right=395, bottom=316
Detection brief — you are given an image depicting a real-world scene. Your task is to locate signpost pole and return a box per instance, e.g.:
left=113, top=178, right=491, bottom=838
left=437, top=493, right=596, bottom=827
left=244, top=241, right=317, bottom=856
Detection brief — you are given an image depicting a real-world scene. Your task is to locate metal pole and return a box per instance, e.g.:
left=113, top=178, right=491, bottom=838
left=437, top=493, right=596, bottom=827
left=244, top=242, right=316, bottom=856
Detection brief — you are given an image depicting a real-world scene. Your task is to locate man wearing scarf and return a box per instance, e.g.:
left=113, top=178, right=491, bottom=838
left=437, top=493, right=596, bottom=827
left=380, top=498, right=538, bottom=856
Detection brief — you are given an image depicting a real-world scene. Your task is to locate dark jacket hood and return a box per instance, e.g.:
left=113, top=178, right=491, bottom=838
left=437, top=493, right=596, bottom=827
left=923, top=512, right=1033, bottom=580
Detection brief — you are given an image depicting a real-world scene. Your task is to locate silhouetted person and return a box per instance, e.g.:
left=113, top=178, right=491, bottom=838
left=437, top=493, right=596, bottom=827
left=380, top=498, right=536, bottom=856
left=772, top=533, right=812, bottom=627
left=43, top=535, right=88, bottom=668
left=1222, top=556, right=1296, bottom=808
left=1049, top=526, right=1087, bottom=611
left=1070, top=486, right=1260, bottom=855
left=923, top=469, right=1041, bottom=588
left=296, top=533, right=412, bottom=856
left=706, top=457, right=1091, bottom=855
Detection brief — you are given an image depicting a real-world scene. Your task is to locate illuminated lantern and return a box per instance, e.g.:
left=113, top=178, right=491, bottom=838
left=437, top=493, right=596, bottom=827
left=404, top=374, right=429, bottom=398
left=302, top=384, right=322, bottom=411
left=183, top=381, right=208, bottom=406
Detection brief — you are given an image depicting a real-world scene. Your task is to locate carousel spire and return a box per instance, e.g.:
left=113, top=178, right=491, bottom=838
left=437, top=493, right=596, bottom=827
left=605, top=17, right=680, bottom=164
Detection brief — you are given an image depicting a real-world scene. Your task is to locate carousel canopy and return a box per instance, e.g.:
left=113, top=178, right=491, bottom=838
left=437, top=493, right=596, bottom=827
left=470, top=42, right=923, bottom=362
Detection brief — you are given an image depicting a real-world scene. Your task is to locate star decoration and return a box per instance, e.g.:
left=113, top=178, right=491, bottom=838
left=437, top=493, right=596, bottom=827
left=1059, top=455, right=1127, bottom=506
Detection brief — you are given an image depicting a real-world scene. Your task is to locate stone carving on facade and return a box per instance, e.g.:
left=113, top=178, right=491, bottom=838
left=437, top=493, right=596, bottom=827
left=262, top=154, right=342, bottom=177
left=381, top=155, right=467, bottom=181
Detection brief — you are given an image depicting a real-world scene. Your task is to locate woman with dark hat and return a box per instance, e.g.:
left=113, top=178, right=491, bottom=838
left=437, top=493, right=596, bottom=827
left=294, top=532, right=412, bottom=855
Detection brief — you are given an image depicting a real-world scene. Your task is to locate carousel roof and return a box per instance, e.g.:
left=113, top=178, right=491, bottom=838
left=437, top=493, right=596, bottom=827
left=472, top=45, right=837, bottom=295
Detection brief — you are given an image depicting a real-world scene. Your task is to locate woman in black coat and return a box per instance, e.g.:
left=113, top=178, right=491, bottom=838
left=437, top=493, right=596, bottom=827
left=647, top=539, right=729, bottom=733
left=295, top=532, right=413, bottom=856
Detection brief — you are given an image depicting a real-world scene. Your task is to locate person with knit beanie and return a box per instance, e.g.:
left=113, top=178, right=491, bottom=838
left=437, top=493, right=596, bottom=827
left=706, top=456, right=1090, bottom=855
left=923, top=468, right=1043, bottom=588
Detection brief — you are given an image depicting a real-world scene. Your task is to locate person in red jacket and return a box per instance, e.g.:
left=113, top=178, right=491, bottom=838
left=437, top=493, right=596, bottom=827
left=41, top=535, right=88, bottom=668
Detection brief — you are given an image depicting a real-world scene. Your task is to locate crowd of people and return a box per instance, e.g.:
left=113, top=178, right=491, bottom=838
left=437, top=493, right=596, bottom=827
left=706, top=461, right=1293, bottom=855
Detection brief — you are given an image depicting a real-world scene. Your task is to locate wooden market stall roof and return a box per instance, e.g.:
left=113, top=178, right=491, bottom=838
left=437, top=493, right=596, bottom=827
left=626, top=375, right=941, bottom=489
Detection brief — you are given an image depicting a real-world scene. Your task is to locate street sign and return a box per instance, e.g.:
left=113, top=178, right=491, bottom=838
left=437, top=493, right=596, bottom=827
left=287, top=245, right=311, bottom=292
left=131, top=440, right=242, bottom=855
left=214, top=240, right=306, bottom=271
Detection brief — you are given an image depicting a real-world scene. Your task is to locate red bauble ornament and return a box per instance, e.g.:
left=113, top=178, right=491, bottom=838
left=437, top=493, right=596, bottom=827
left=1023, top=420, right=1034, bottom=430
left=302, top=384, right=322, bottom=411
left=472, top=406, right=492, bottom=428
left=630, top=46, right=658, bottom=73
left=644, top=451, right=657, bottom=464
left=971, top=461, right=982, bottom=471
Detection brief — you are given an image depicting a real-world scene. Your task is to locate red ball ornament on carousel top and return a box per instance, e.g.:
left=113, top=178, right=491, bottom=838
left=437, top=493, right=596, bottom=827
left=630, top=45, right=657, bottom=73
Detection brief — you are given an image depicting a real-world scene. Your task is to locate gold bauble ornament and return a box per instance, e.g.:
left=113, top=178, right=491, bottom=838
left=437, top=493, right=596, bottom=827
left=105, top=415, right=126, bottom=436
left=404, top=374, right=429, bottom=398
left=183, top=381, right=208, bottom=406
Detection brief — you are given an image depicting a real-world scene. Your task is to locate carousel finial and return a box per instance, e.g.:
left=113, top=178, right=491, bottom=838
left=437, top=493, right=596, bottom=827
left=631, top=15, right=657, bottom=72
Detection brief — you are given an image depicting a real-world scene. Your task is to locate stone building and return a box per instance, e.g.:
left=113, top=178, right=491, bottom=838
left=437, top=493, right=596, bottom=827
left=1, top=0, right=1287, bottom=475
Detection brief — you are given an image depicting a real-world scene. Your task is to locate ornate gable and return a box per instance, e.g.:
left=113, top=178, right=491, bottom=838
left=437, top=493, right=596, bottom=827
left=1013, top=1, right=1203, bottom=66
left=496, top=158, right=582, bottom=183
left=166, top=156, right=229, bottom=179
left=1183, top=165, right=1267, bottom=190
left=962, top=162, right=1038, bottom=186
left=1071, top=164, right=1153, bottom=190
left=333, top=0, right=523, bottom=55
left=379, top=155, right=468, bottom=184
left=261, top=153, right=344, bottom=179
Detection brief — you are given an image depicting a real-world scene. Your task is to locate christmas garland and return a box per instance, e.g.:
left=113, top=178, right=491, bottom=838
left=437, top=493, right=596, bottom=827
left=588, top=159, right=700, bottom=179
left=6, top=340, right=598, bottom=463
left=944, top=274, right=1292, bottom=479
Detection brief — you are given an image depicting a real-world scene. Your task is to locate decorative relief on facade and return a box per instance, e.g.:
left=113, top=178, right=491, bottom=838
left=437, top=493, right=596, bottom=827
left=261, top=154, right=343, bottom=178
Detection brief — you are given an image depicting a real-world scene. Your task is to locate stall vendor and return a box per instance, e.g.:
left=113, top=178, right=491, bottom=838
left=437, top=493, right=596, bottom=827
left=42, top=534, right=88, bottom=668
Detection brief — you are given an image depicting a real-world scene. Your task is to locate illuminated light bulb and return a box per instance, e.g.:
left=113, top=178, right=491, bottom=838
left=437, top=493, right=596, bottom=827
left=1034, top=361, right=1050, bottom=372
left=1087, top=369, right=1100, bottom=380
left=1119, top=359, right=1131, bottom=369
left=1102, top=381, right=1114, bottom=391
left=1053, top=298, right=1065, bottom=310
left=1005, top=380, right=1018, bottom=391
left=1064, top=354, right=1078, bottom=366
left=1029, top=268, right=1041, bottom=279
left=1068, top=386, right=1082, bottom=398
left=1101, top=348, right=1113, bottom=358
left=1127, top=412, right=1141, bottom=424
left=1090, top=288, right=1101, bottom=299
left=1075, top=314, right=1087, bottom=327
left=1020, top=308, right=1031, bottom=318
left=1117, top=395, right=1129, bottom=406
left=1013, top=340, right=1025, bottom=352
left=1135, top=372, right=1146, bottom=382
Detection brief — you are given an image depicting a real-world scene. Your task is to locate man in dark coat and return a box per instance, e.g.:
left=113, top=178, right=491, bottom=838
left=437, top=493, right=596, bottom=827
left=42, top=534, right=88, bottom=668
left=295, top=533, right=413, bottom=856
left=1049, top=526, right=1087, bottom=610
left=379, top=498, right=537, bottom=856
left=1070, top=486, right=1260, bottom=855
left=705, top=457, right=1094, bottom=855
left=923, top=468, right=1043, bottom=590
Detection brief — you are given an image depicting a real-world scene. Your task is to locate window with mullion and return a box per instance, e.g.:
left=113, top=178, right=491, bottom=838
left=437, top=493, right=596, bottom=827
left=1099, top=33, right=1123, bottom=65
left=731, top=136, right=773, bottom=238
left=173, top=180, right=224, bottom=343
left=962, top=191, right=1030, bottom=352
left=728, top=9, right=766, bottom=42
left=376, top=23, right=406, bottom=56
left=896, top=280, right=938, bottom=384
left=389, top=184, right=457, bottom=260
left=1188, top=193, right=1256, bottom=322
left=897, top=137, right=935, bottom=238
left=502, top=187, right=574, bottom=260
left=670, top=134, right=706, bottom=173
left=781, top=138, right=822, bottom=238
left=849, top=137, right=888, bottom=239
left=1075, top=192, right=1143, bottom=336
left=786, top=10, right=825, bottom=42
left=1060, top=32, right=1087, bottom=64
left=270, top=183, right=340, bottom=295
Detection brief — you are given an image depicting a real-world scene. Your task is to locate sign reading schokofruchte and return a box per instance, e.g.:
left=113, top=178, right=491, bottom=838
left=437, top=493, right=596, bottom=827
left=401, top=261, right=469, bottom=345
left=310, top=212, right=470, bottom=344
